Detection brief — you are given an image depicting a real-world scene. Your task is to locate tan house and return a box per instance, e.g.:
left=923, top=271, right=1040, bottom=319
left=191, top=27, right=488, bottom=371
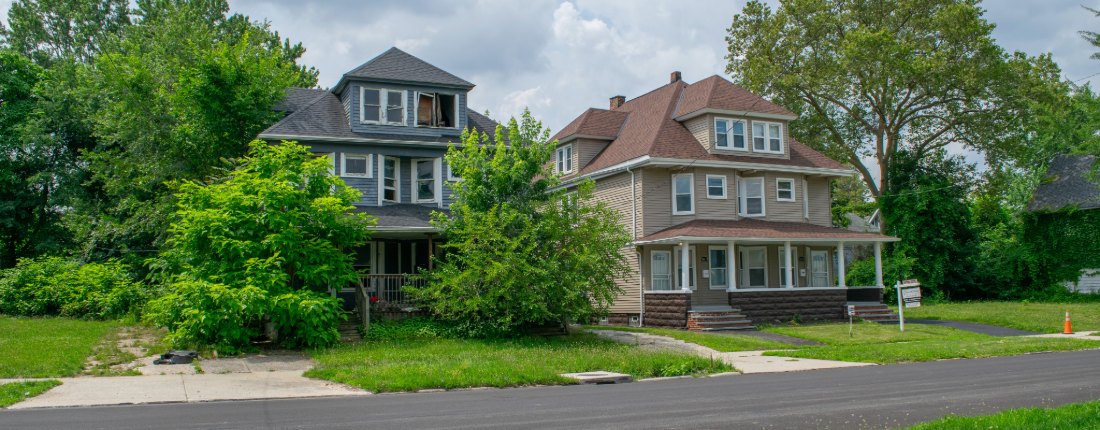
left=552, top=72, right=899, bottom=330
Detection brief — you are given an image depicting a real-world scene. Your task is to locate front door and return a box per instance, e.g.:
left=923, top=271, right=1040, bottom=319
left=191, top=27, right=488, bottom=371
left=651, top=251, right=672, bottom=291
left=810, top=250, right=829, bottom=287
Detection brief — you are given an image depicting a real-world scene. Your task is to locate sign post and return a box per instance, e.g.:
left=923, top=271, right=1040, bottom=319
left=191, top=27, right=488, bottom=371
left=847, top=305, right=856, bottom=337
left=896, top=279, right=921, bottom=332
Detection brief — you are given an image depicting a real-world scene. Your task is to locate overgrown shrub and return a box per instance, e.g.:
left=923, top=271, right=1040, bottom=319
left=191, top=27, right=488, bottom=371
left=269, top=290, right=344, bottom=349
left=0, top=256, right=149, bottom=319
left=363, top=318, right=462, bottom=341
left=144, top=280, right=267, bottom=354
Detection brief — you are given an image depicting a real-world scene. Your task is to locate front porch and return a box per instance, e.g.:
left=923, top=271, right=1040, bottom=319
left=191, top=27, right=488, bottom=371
left=634, top=219, right=899, bottom=329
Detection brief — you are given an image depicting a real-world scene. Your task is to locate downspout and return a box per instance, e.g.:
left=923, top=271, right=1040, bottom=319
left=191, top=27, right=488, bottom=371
left=628, top=166, right=642, bottom=327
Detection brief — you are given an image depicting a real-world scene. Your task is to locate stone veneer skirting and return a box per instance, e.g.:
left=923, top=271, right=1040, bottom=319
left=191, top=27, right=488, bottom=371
left=643, top=293, right=689, bottom=328
left=728, top=289, right=847, bottom=322
left=603, top=313, right=638, bottom=326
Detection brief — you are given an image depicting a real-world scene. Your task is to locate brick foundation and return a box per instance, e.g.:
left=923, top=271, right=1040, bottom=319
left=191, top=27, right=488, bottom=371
left=728, top=289, right=847, bottom=322
left=643, top=292, right=689, bottom=328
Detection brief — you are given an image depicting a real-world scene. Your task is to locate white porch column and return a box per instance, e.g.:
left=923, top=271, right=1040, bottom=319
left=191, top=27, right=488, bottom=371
left=874, top=241, right=884, bottom=288
left=784, top=241, right=794, bottom=289
left=837, top=241, right=847, bottom=288
left=679, top=242, right=691, bottom=292
left=726, top=240, right=737, bottom=292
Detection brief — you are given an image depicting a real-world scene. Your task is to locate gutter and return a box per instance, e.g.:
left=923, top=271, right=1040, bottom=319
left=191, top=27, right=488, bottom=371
left=627, top=165, right=642, bottom=326
left=551, top=155, right=855, bottom=191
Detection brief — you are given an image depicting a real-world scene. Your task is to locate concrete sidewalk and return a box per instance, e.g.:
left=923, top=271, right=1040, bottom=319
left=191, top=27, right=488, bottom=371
left=588, top=329, right=873, bottom=374
left=6, top=352, right=368, bottom=409
left=1027, top=330, right=1100, bottom=341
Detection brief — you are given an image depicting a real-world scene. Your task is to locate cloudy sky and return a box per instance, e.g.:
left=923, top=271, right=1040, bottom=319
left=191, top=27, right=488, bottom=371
left=2, top=0, right=1099, bottom=135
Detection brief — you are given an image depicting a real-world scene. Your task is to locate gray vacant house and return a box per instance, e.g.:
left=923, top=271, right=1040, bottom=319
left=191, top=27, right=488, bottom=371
left=1029, top=154, right=1100, bottom=293
left=259, top=47, right=497, bottom=309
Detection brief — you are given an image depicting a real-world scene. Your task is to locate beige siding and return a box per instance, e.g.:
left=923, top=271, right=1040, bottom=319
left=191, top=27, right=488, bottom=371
left=640, top=167, right=672, bottom=236
left=683, top=114, right=793, bottom=161
left=685, top=116, right=712, bottom=150
left=695, top=168, right=738, bottom=220
left=575, top=138, right=609, bottom=171
left=762, top=172, right=804, bottom=223
left=593, top=172, right=642, bottom=313
left=806, top=177, right=832, bottom=227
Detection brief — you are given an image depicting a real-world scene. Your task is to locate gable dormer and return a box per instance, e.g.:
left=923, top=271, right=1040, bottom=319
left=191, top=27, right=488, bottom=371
left=332, top=47, right=475, bottom=138
left=675, top=75, right=797, bottom=160
left=549, top=97, right=630, bottom=175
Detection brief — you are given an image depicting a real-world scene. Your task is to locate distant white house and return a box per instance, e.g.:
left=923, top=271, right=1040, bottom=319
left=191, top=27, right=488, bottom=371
left=1029, top=154, right=1100, bottom=294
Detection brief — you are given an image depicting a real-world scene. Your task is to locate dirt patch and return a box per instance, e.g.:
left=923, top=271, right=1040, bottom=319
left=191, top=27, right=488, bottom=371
left=83, top=325, right=169, bottom=376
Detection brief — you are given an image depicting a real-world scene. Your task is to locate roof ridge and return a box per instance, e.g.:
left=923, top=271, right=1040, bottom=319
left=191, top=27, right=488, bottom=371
left=642, top=81, right=689, bottom=155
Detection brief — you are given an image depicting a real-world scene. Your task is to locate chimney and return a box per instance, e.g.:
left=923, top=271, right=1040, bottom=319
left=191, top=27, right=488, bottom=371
left=670, top=71, right=682, bottom=83
left=609, top=95, right=626, bottom=110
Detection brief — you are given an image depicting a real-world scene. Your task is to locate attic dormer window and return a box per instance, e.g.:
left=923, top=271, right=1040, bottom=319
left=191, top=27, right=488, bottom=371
left=360, top=87, right=406, bottom=125
left=751, top=121, right=783, bottom=154
left=416, top=92, right=458, bottom=128
left=714, top=118, right=746, bottom=150
left=556, top=144, right=573, bottom=174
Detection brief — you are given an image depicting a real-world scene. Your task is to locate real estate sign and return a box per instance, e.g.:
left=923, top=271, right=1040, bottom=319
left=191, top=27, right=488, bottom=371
left=896, top=279, right=922, bottom=332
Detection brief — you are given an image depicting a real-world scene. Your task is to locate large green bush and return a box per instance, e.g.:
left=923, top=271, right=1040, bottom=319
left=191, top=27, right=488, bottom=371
left=0, top=256, right=149, bottom=319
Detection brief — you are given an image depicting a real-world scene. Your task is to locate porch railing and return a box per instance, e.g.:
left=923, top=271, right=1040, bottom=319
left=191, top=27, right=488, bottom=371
left=361, top=274, right=427, bottom=311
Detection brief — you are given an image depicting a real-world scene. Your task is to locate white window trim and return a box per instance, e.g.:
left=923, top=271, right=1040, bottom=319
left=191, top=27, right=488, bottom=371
left=740, top=246, right=768, bottom=289
left=776, top=178, right=796, bottom=202
left=802, top=178, right=810, bottom=219
left=738, top=176, right=766, bottom=217
left=414, top=91, right=461, bottom=129
left=360, top=87, right=406, bottom=126
left=650, top=250, right=673, bottom=291
left=556, top=144, right=574, bottom=174
left=751, top=120, right=784, bottom=154
left=708, top=246, right=728, bottom=289
left=705, top=174, right=727, bottom=199
left=714, top=117, right=747, bottom=151
left=446, top=162, right=460, bottom=181
left=411, top=158, right=439, bottom=204
left=379, top=156, right=400, bottom=204
left=340, top=153, right=372, bottom=178
left=672, top=173, right=695, bottom=215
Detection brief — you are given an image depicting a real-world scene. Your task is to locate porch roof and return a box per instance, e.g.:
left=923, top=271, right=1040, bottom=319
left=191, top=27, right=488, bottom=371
left=635, top=219, right=899, bottom=245
left=354, top=204, right=447, bottom=232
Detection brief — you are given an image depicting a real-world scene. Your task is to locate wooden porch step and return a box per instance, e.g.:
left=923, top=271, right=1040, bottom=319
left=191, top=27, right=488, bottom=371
left=687, top=308, right=755, bottom=331
left=338, top=313, right=364, bottom=342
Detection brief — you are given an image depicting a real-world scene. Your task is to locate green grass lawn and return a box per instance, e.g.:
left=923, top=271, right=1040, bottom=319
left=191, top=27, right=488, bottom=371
left=0, top=317, right=117, bottom=378
left=306, top=333, right=732, bottom=393
left=583, top=325, right=791, bottom=352
left=906, top=400, right=1100, bottom=429
left=0, top=380, right=61, bottom=408
left=761, top=321, right=1100, bottom=364
left=904, top=302, right=1100, bottom=333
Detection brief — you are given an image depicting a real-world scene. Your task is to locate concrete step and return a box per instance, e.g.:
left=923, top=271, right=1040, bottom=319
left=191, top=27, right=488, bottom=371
left=698, top=324, right=756, bottom=331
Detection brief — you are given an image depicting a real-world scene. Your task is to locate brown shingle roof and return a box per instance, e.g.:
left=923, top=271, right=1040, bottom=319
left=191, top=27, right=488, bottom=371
left=638, top=219, right=898, bottom=243
left=674, top=75, right=795, bottom=119
left=559, top=76, right=848, bottom=178
left=552, top=108, right=629, bottom=141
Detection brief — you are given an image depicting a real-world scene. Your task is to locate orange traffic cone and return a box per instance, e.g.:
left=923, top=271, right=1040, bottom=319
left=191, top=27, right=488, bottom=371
left=1064, top=310, right=1073, bottom=334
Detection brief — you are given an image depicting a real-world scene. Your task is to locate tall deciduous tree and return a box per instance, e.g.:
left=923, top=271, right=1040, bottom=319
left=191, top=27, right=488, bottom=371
left=409, top=112, right=631, bottom=336
left=1, top=0, right=130, bottom=65
left=69, top=0, right=318, bottom=263
left=725, top=0, right=1057, bottom=199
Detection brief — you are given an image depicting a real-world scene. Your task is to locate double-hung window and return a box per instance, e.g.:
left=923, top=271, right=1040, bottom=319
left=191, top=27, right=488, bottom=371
left=556, top=145, right=573, bottom=174
left=706, top=174, right=727, bottom=199
left=739, top=177, right=765, bottom=216
left=341, top=154, right=372, bottom=178
left=776, top=178, right=795, bottom=202
left=751, top=121, right=783, bottom=153
left=714, top=118, right=746, bottom=150
left=360, top=88, right=406, bottom=125
left=672, top=173, right=694, bottom=215
left=381, top=156, right=399, bottom=202
left=412, top=158, right=437, bottom=203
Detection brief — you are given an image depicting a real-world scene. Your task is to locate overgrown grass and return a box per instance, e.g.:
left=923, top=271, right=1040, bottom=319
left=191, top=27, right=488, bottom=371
left=584, top=325, right=791, bottom=351
left=307, top=333, right=732, bottom=393
left=0, top=380, right=61, bottom=408
left=905, top=302, right=1100, bottom=333
left=0, top=317, right=117, bottom=377
left=762, top=321, right=1100, bottom=364
left=906, top=400, right=1100, bottom=429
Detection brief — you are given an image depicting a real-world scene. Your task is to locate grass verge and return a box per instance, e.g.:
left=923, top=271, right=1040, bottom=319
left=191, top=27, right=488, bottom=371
left=0, top=317, right=117, bottom=378
left=904, top=302, right=1100, bottom=333
left=762, top=321, right=1100, bottom=364
left=0, top=380, right=61, bottom=408
left=306, top=333, right=732, bottom=393
left=906, top=400, right=1100, bottom=429
left=584, top=325, right=791, bottom=351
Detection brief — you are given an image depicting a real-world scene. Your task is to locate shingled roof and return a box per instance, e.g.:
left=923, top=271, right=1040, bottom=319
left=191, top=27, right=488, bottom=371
left=339, top=47, right=474, bottom=90
left=552, top=75, right=848, bottom=178
left=637, top=219, right=897, bottom=244
left=259, top=89, right=497, bottom=144
left=1029, top=154, right=1100, bottom=212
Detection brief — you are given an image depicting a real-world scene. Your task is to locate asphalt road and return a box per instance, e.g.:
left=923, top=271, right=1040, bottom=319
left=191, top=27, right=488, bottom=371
left=4, top=349, right=1100, bottom=430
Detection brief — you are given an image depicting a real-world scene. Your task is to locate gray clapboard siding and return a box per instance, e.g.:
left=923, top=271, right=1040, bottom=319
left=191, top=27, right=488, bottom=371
left=343, top=81, right=467, bottom=137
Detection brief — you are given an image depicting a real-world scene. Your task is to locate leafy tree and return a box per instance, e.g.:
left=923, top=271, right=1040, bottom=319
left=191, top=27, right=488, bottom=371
left=830, top=175, right=876, bottom=228
left=1, top=0, right=130, bottom=65
left=70, top=0, right=318, bottom=264
left=409, top=112, right=631, bottom=336
left=725, top=0, right=1061, bottom=204
left=880, top=150, right=979, bottom=299
left=146, top=141, right=375, bottom=351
